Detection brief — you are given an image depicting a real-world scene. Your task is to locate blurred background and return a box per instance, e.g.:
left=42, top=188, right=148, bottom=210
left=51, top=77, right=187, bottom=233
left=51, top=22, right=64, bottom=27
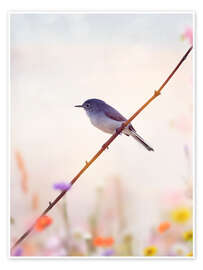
left=10, top=13, right=193, bottom=257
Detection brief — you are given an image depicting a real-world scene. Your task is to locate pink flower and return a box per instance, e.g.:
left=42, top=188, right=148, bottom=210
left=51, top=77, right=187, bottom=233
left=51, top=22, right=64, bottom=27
left=183, top=27, right=193, bottom=45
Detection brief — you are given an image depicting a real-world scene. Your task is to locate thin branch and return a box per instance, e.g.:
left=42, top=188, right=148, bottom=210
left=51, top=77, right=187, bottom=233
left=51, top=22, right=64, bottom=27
left=11, top=46, right=193, bottom=253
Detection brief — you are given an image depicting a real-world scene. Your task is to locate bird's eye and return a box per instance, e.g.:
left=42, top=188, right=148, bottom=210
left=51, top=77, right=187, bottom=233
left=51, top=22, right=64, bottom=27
left=86, top=104, right=90, bottom=108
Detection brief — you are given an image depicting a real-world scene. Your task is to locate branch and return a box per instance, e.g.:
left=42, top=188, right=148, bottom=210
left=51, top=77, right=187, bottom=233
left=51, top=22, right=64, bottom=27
left=11, top=46, right=193, bottom=253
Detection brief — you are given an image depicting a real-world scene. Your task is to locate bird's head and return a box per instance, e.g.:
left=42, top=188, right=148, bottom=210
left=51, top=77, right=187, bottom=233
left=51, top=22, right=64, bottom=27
left=75, top=99, right=105, bottom=113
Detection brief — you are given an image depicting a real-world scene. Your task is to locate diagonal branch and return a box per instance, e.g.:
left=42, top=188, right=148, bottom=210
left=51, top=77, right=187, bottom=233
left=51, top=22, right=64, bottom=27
left=11, top=46, right=193, bottom=253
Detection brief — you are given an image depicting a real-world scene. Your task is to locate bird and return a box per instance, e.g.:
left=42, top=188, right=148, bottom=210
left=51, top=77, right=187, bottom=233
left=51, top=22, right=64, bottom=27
left=75, top=98, right=154, bottom=151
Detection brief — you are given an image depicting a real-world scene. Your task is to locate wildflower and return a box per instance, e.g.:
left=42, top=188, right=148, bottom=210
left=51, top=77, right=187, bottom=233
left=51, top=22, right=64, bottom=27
left=93, top=237, right=103, bottom=246
left=187, top=251, right=193, bottom=256
left=184, top=144, right=189, bottom=158
left=73, top=231, right=83, bottom=240
left=181, top=27, right=193, bottom=45
left=171, top=207, right=191, bottom=224
left=12, top=247, right=23, bottom=256
left=45, top=236, right=61, bottom=249
left=183, top=230, right=193, bottom=241
left=83, top=232, right=92, bottom=240
left=157, top=221, right=171, bottom=233
left=93, top=237, right=114, bottom=247
left=171, top=243, right=189, bottom=256
left=53, top=182, right=72, bottom=191
left=10, top=217, right=15, bottom=225
left=143, top=246, right=157, bottom=256
left=32, top=192, right=39, bottom=210
left=101, top=249, right=114, bottom=256
left=35, top=215, right=53, bottom=232
left=103, top=237, right=114, bottom=247
left=22, top=242, right=37, bottom=256
left=115, top=234, right=133, bottom=256
left=15, top=151, right=28, bottom=193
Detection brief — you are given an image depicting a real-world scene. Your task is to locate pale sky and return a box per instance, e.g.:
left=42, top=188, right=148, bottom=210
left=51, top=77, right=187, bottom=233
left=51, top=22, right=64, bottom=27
left=11, top=13, right=192, bottom=47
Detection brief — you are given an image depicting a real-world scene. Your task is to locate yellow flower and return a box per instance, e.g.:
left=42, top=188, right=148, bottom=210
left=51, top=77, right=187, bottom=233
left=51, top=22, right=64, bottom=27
left=180, top=34, right=185, bottom=41
left=143, top=246, right=157, bottom=256
left=183, top=230, right=193, bottom=241
left=187, top=251, right=193, bottom=256
left=171, top=207, right=191, bottom=224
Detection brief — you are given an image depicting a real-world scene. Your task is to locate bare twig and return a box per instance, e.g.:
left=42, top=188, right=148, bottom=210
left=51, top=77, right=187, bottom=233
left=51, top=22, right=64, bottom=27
left=11, top=46, right=193, bottom=253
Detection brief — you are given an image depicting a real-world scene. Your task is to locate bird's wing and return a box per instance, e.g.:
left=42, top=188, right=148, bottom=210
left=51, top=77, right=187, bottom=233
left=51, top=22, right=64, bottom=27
left=104, top=104, right=127, bottom=122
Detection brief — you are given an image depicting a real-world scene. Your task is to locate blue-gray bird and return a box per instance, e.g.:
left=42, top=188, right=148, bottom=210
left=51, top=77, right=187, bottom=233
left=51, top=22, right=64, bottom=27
left=75, top=98, right=154, bottom=151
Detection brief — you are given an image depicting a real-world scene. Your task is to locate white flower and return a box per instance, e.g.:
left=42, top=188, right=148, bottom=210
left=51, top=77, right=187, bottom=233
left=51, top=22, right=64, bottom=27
left=170, top=243, right=190, bottom=256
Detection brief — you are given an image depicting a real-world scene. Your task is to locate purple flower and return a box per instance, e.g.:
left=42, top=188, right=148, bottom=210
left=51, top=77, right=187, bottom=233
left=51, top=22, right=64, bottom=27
left=101, top=249, right=114, bottom=256
left=53, top=182, right=72, bottom=191
left=13, top=247, right=23, bottom=256
left=184, top=144, right=189, bottom=158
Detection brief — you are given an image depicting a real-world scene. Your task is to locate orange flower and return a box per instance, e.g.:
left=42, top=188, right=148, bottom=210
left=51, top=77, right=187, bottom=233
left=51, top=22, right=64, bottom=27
left=93, top=237, right=104, bottom=246
left=35, top=215, right=53, bottom=232
left=157, top=221, right=171, bottom=233
left=32, top=192, right=39, bottom=211
left=22, top=242, right=37, bottom=256
left=15, top=151, right=28, bottom=193
left=93, top=237, right=114, bottom=247
left=103, top=237, right=114, bottom=247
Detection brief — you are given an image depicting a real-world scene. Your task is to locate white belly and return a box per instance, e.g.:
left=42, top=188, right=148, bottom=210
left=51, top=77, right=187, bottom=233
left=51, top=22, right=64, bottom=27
left=87, top=112, right=123, bottom=134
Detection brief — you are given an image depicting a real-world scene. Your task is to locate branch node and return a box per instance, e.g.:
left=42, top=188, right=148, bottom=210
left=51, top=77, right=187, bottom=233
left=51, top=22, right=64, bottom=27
left=154, top=90, right=161, bottom=97
left=102, top=143, right=106, bottom=149
left=85, top=161, right=89, bottom=165
left=102, top=143, right=109, bottom=150
left=49, top=201, right=52, bottom=206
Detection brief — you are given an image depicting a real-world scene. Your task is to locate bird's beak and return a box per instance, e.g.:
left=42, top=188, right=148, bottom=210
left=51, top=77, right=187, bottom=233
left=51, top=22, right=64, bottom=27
left=75, top=105, right=83, bottom=108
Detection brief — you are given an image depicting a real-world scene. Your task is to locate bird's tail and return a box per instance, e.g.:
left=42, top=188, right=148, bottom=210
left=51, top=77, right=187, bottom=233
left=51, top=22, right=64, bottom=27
left=129, top=130, right=154, bottom=151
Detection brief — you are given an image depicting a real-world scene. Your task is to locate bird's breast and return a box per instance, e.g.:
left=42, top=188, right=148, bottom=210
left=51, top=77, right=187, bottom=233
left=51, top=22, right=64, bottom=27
left=87, top=112, right=123, bottom=134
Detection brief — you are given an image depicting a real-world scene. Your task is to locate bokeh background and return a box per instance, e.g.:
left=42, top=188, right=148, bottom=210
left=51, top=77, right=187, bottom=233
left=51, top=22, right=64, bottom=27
left=10, top=13, right=193, bottom=257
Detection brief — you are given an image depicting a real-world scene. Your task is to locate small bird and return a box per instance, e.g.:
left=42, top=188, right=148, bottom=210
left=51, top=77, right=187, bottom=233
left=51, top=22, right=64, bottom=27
left=75, top=98, right=154, bottom=151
